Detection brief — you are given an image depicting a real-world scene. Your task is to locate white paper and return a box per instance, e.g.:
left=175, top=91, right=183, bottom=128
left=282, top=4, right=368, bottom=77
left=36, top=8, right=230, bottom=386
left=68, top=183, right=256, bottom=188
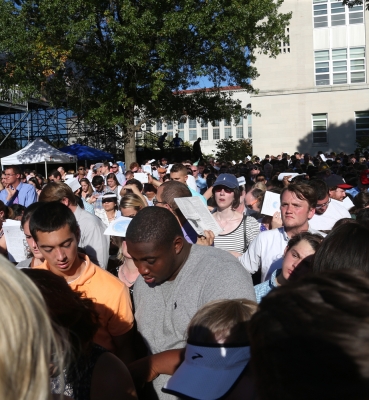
left=246, top=156, right=251, bottom=161
left=134, top=173, right=149, bottom=184
left=149, top=159, right=156, bottom=163
left=237, top=176, right=246, bottom=186
left=232, top=160, right=236, bottom=165
left=142, top=165, right=152, bottom=174
left=3, top=220, right=28, bottom=262
left=261, top=191, right=281, bottom=217
left=167, top=164, right=174, bottom=173
left=342, top=196, right=354, bottom=210
left=277, top=172, right=306, bottom=182
left=320, top=154, right=327, bottom=162
left=174, top=197, right=223, bottom=236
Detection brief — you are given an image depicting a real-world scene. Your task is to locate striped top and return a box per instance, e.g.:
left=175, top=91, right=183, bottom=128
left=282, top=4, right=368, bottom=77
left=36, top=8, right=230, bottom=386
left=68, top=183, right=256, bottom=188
left=214, top=216, right=260, bottom=254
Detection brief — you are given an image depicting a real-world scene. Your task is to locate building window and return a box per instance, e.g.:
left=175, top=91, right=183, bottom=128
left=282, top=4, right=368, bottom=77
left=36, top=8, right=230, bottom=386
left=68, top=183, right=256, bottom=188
left=212, top=120, right=220, bottom=127
left=313, top=0, right=363, bottom=28
left=224, top=127, right=232, bottom=139
left=166, top=121, right=173, bottom=130
left=178, top=121, right=185, bottom=129
left=213, top=128, right=220, bottom=140
left=248, top=126, right=252, bottom=138
left=189, top=130, right=197, bottom=141
left=312, top=114, right=328, bottom=144
left=313, top=0, right=328, bottom=28
left=315, top=47, right=365, bottom=85
left=236, top=127, right=244, bottom=139
left=201, top=118, right=208, bottom=127
left=178, top=130, right=184, bottom=140
left=189, top=119, right=197, bottom=129
left=356, top=111, right=369, bottom=141
left=156, top=121, right=162, bottom=131
left=202, top=129, right=208, bottom=141
left=224, top=119, right=231, bottom=126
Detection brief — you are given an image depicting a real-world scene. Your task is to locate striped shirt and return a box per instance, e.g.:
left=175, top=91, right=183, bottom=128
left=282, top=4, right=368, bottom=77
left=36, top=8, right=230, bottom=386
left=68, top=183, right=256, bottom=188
left=214, top=216, right=260, bottom=254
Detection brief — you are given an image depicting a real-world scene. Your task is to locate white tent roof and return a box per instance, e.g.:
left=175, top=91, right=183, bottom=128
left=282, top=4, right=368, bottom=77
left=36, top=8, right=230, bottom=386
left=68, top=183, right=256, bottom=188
left=0, top=138, right=78, bottom=166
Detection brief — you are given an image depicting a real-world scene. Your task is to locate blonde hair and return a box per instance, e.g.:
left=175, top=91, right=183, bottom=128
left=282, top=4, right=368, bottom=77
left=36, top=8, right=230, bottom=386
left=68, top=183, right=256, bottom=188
left=119, top=193, right=146, bottom=211
left=0, top=255, right=64, bottom=400
left=187, top=299, right=257, bottom=345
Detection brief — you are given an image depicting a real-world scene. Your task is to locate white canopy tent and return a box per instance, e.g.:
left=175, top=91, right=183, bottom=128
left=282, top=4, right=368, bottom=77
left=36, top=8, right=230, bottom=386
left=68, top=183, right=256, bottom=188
left=0, top=138, right=78, bottom=176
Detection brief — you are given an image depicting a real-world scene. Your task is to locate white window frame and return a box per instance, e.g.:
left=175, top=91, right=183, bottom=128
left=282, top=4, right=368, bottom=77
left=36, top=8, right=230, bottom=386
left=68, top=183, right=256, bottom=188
left=213, top=128, right=220, bottom=140
left=314, top=46, right=366, bottom=86
left=313, top=0, right=364, bottom=29
left=312, top=113, right=328, bottom=144
left=189, top=130, right=197, bottom=141
left=201, top=129, right=208, bottom=141
left=356, top=111, right=369, bottom=141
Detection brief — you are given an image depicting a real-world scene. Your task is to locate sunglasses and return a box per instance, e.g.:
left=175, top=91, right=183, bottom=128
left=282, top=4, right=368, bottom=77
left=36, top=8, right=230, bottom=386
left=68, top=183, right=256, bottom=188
left=246, top=199, right=258, bottom=209
left=316, top=198, right=331, bottom=209
left=214, top=186, right=233, bottom=194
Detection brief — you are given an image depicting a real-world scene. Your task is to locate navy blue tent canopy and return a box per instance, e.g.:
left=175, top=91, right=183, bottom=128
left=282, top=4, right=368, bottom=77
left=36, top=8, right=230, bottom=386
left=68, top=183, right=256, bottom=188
left=59, top=144, right=114, bottom=161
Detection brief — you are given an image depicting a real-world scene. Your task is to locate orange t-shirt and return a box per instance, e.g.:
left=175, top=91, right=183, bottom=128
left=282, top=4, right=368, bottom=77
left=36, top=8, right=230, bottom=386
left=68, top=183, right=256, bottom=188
left=35, top=254, right=134, bottom=352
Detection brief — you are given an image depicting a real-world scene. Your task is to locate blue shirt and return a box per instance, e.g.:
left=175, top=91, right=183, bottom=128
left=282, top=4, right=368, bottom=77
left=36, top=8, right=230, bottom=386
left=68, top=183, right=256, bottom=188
left=0, top=182, right=37, bottom=207
left=254, top=269, right=280, bottom=303
left=188, top=187, right=207, bottom=206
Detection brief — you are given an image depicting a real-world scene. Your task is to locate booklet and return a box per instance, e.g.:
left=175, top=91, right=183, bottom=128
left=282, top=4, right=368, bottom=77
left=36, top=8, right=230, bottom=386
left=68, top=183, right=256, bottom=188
left=174, top=197, right=223, bottom=236
left=261, top=191, right=281, bottom=217
left=3, top=220, right=28, bottom=262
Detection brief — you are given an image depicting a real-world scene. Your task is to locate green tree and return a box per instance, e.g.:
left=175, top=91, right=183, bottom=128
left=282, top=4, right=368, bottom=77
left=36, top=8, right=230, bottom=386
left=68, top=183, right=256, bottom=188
left=342, top=0, right=369, bottom=11
left=0, top=0, right=291, bottom=165
left=214, top=137, right=252, bottom=161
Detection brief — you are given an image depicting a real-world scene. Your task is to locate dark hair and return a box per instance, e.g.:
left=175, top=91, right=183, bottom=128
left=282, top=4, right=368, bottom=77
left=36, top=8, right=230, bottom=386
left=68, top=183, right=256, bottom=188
left=39, top=182, right=77, bottom=206
left=356, top=208, right=369, bottom=223
left=160, top=181, right=191, bottom=210
left=0, top=200, right=15, bottom=220
left=22, top=269, right=99, bottom=357
left=313, top=223, right=369, bottom=273
left=249, top=269, right=369, bottom=400
left=308, top=179, right=328, bottom=201
left=10, top=204, right=25, bottom=219
left=48, top=170, right=62, bottom=180
left=126, top=206, right=183, bottom=245
left=350, top=192, right=369, bottom=215
left=28, top=177, right=41, bottom=190
left=170, top=163, right=188, bottom=175
left=125, top=178, right=143, bottom=192
left=212, top=185, right=241, bottom=210
left=287, top=231, right=323, bottom=252
left=29, top=202, right=79, bottom=241
left=5, top=165, right=21, bottom=175
left=21, top=202, right=45, bottom=229
left=106, top=173, right=119, bottom=187
left=91, top=175, right=104, bottom=187
left=281, top=182, right=318, bottom=208
left=143, top=183, right=157, bottom=194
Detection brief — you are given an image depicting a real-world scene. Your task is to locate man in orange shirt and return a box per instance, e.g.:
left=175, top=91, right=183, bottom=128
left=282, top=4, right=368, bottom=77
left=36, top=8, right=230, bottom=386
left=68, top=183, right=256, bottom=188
left=29, top=201, right=135, bottom=364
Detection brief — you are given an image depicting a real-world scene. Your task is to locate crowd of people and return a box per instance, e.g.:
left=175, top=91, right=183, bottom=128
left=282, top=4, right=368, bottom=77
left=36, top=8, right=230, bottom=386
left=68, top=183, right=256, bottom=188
left=1, top=148, right=369, bottom=400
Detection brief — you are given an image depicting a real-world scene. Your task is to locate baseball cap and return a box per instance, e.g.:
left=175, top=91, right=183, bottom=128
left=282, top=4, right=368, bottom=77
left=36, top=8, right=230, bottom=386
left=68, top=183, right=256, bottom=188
left=213, top=173, right=239, bottom=189
left=360, top=169, right=369, bottom=185
left=325, top=175, right=352, bottom=189
left=104, top=216, right=132, bottom=237
left=102, top=192, right=117, bottom=201
left=162, top=343, right=250, bottom=400
left=157, top=167, right=167, bottom=173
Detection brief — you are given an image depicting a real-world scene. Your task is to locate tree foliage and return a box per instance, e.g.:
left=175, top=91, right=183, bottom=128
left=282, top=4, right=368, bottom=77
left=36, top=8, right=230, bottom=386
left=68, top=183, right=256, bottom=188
left=342, top=0, right=369, bottom=11
left=0, top=0, right=291, bottom=163
left=214, top=137, right=253, bottom=161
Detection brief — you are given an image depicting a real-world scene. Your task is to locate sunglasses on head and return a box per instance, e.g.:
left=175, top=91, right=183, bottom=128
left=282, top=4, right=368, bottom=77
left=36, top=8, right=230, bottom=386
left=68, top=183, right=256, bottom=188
left=214, top=186, right=233, bottom=193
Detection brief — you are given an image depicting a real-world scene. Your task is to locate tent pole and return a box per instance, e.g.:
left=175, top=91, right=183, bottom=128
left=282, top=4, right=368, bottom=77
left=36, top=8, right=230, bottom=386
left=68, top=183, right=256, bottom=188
left=45, top=161, right=48, bottom=178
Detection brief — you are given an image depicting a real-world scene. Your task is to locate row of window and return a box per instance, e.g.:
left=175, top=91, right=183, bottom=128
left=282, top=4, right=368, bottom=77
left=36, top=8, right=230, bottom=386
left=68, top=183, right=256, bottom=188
left=163, top=125, right=252, bottom=142
left=315, top=46, right=365, bottom=85
left=313, top=0, right=364, bottom=28
left=312, top=111, right=369, bottom=144
left=154, top=116, right=251, bottom=132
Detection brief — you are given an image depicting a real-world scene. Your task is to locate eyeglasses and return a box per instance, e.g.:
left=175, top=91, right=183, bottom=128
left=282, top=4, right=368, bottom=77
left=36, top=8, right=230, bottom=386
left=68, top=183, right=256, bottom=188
left=246, top=199, right=259, bottom=209
left=102, top=199, right=115, bottom=203
left=316, top=198, right=331, bottom=209
left=214, top=186, right=233, bottom=194
left=191, top=169, right=198, bottom=172
left=153, top=198, right=167, bottom=206
left=4, top=173, right=16, bottom=177
left=78, top=168, right=85, bottom=171
left=112, top=166, right=118, bottom=169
